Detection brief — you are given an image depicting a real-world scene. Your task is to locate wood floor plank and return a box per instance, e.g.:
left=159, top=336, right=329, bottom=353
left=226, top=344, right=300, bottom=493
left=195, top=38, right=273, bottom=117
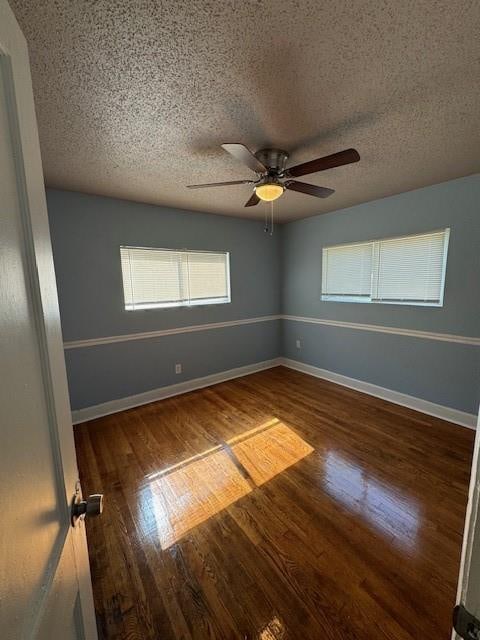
left=75, top=366, right=475, bottom=639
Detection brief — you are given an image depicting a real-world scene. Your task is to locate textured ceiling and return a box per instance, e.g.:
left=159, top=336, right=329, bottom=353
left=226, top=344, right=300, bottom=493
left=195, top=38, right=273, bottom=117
left=10, top=0, right=480, bottom=222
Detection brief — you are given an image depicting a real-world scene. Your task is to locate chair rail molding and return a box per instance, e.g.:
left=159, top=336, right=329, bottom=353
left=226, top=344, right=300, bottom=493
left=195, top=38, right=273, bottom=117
left=64, top=314, right=480, bottom=349
left=64, top=315, right=282, bottom=349
left=282, top=315, right=480, bottom=346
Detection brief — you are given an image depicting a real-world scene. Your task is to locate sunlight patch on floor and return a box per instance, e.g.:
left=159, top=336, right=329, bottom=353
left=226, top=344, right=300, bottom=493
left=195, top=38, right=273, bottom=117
left=150, top=419, right=313, bottom=548
left=151, top=448, right=252, bottom=549
left=259, top=616, right=286, bottom=639
left=231, top=421, right=314, bottom=486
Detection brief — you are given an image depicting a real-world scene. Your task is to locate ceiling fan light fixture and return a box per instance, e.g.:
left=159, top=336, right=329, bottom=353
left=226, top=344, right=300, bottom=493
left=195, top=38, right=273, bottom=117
left=187, top=145, right=359, bottom=209
left=255, top=181, right=284, bottom=202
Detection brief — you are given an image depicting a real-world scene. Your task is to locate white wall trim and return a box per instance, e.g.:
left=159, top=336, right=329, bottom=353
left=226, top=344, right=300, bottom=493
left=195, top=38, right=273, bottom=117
left=72, top=355, right=477, bottom=429
left=280, top=357, right=477, bottom=430
left=64, top=314, right=479, bottom=350
left=72, top=358, right=282, bottom=424
left=283, top=315, right=480, bottom=346
left=64, top=315, right=281, bottom=349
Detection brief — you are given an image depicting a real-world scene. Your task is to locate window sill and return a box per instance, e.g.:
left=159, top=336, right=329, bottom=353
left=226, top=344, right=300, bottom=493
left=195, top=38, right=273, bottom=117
left=321, top=296, right=443, bottom=307
left=124, top=299, right=231, bottom=311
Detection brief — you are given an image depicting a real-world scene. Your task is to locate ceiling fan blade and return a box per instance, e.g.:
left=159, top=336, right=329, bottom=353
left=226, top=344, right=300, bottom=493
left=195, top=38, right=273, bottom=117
left=287, top=148, right=360, bottom=178
left=187, top=179, right=254, bottom=189
left=244, top=192, right=260, bottom=207
left=285, top=180, right=335, bottom=198
left=221, top=143, right=267, bottom=174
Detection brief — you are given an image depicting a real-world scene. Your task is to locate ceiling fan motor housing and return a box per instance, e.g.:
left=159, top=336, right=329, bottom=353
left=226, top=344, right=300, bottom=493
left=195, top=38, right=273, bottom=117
left=254, top=148, right=289, bottom=175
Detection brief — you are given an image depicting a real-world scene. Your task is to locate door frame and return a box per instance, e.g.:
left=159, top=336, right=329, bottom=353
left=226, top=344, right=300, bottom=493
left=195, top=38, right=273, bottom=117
left=0, top=1, right=97, bottom=636
left=454, top=406, right=480, bottom=639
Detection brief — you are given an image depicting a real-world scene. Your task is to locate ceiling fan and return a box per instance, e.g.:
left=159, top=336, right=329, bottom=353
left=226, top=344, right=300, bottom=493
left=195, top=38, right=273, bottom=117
left=187, top=144, right=360, bottom=207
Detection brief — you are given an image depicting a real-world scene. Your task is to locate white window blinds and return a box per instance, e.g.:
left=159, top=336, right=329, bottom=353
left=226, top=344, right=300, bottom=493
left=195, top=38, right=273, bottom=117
left=372, top=231, right=449, bottom=303
left=120, top=246, right=230, bottom=310
left=322, top=242, right=373, bottom=299
left=322, top=229, right=449, bottom=306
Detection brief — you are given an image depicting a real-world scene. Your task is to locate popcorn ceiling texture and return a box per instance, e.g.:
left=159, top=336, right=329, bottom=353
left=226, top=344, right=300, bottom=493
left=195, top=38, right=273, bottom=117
left=10, top=0, right=480, bottom=222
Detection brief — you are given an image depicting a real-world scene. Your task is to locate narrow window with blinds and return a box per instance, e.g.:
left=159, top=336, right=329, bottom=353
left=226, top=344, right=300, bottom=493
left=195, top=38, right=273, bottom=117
left=321, top=228, right=450, bottom=306
left=120, top=246, right=231, bottom=310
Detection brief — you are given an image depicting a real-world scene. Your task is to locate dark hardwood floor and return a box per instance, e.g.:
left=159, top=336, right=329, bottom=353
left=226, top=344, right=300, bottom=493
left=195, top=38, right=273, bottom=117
left=74, top=366, right=475, bottom=640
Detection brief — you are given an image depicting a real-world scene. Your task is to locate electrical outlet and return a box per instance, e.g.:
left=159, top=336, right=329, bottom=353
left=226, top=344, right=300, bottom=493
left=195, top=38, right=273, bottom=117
left=296, top=339, right=302, bottom=349
left=175, top=363, right=182, bottom=374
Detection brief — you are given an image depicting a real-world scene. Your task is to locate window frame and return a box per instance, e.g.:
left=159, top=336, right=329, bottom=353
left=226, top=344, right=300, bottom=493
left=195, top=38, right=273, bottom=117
left=120, top=245, right=231, bottom=311
left=321, top=228, right=450, bottom=307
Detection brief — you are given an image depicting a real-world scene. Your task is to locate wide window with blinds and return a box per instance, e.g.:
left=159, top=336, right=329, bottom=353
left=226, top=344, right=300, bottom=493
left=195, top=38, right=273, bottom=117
left=321, top=229, right=450, bottom=306
left=120, top=246, right=231, bottom=310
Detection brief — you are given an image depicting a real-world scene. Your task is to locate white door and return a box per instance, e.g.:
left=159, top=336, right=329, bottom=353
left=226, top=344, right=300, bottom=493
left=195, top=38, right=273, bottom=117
left=454, top=406, right=480, bottom=639
left=0, top=1, right=98, bottom=638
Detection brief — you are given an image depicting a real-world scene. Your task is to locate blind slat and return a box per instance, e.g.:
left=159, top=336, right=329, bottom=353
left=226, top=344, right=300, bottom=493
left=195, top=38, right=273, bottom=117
left=120, top=247, right=230, bottom=310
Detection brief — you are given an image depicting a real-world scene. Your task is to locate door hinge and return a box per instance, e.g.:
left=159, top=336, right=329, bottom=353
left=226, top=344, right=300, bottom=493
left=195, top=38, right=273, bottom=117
left=454, top=604, right=480, bottom=640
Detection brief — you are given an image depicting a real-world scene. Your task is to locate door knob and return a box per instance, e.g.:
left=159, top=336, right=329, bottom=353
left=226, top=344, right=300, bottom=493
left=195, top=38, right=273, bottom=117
left=71, top=482, right=104, bottom=526
left=73, top=494, right=104, bottom=518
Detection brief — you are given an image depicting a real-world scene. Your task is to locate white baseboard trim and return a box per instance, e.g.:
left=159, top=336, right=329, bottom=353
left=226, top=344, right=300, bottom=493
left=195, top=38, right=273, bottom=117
left=72, top=358, right=282, bottom=424
left=280, top=358, right=477, bottom=430
left=72, top=355, right=478, bottom=430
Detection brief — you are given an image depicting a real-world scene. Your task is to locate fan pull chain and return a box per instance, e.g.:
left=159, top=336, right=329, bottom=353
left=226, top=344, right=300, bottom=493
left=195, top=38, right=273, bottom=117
left=263, top=202, right=274, bottom=235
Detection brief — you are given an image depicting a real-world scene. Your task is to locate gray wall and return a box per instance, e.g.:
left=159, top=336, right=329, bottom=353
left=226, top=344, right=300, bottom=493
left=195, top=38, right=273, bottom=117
left=282, top=175, right=480, bottom=414
left=47, top=190, right=282, bottom=410
left=48, top=177, right=480, bottom=416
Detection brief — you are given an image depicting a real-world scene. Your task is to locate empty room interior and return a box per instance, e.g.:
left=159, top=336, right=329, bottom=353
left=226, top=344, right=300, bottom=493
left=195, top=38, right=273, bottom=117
left=3, top=1, right=480, bottom=639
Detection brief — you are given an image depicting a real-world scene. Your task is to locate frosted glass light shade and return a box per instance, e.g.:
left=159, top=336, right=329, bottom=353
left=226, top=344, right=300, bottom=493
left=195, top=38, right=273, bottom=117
left=255, top=182, right=284, bottom=202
